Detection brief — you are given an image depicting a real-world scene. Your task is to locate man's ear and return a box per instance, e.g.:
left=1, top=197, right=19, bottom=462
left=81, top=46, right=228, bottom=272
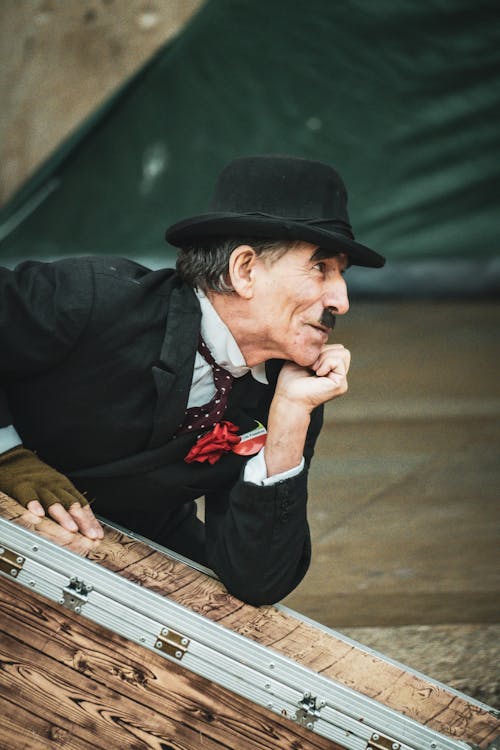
left=228, top=245, right=257, bottom=299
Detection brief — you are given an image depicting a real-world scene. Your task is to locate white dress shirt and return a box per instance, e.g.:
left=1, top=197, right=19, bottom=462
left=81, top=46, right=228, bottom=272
left=0, top=289, right=304, bottom=485
left=192, top=290, right=304, bottom=485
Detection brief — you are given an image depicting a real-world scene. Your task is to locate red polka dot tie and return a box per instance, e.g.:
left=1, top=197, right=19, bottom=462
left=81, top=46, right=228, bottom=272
left=177, top=336, right=234, bottom=435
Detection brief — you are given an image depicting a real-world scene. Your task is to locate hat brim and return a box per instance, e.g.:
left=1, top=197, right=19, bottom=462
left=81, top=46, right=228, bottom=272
left=165, top=213, right=385, bottom=268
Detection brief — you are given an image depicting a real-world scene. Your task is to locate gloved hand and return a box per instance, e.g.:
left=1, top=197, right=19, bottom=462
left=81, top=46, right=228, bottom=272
left=0, top=445, right=103, bottom=539
left=0, top=445, right=88, bottom=510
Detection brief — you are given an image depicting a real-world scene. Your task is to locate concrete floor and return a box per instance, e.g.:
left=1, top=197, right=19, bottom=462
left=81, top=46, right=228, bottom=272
left=282, top=300, right=500, bottom=707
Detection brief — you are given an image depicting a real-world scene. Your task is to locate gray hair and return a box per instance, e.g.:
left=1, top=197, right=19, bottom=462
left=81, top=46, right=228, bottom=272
left=176, top=237, right=299, bottom=293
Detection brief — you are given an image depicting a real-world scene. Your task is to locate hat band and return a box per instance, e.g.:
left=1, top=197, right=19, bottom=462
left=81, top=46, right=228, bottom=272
left=240, top=212, right=354, bottom=239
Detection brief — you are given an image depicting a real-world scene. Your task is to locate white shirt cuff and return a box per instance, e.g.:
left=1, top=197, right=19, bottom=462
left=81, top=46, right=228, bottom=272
left=0, top=425, right=22, bottom=454
left=243, top=448, right=305, bottom=486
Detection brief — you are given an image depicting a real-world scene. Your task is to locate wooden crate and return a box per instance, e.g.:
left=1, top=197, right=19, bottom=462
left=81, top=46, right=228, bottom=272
left=0, top=492, right=498, bottom=750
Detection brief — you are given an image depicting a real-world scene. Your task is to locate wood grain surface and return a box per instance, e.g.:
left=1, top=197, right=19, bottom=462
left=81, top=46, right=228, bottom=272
left=0, top=492, right=498, bottom=750
left=0, top=574, right=339, bottom=750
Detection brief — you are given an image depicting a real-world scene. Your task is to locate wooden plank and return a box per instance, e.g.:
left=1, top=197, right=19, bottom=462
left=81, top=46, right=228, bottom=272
left=0, top=574, right=339, bottom=750
left=0, top=491, right=498, bottom=748
left=0, top=698, right=99, bottom=750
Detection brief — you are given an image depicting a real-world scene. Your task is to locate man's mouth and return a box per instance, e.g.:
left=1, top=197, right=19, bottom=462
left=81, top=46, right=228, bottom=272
left=307, top=323, right=331, bottom=339
left=310, top=323, right=331, bottom=334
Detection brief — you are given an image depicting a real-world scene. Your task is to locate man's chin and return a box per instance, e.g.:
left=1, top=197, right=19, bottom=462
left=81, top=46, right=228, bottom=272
left=290, top=348, right=321, bottom=368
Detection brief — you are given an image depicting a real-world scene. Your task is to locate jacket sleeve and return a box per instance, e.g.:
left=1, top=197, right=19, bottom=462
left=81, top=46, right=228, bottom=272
left=0, top=259, right=94, bottom=428
left=204, top=404, right=323, bottom=605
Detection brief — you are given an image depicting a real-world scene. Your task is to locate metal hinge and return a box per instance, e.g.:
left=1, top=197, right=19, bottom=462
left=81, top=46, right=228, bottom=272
left=294, top=691, right=326, bottom=729
left=367, top=733, right=401, bottom=750
left=61, top=577, right=93, bottom=613
left=155, top=627, right=190, bottom=660
left=0, top=545, right=25, bottom=578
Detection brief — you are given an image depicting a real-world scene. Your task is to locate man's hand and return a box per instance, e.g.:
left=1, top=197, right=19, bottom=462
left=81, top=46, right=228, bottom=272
left=275, top=344, right=351, bottom=410
left=263, top=344, right=351, bottom=477
left=0, top=445, right=103, bottom=539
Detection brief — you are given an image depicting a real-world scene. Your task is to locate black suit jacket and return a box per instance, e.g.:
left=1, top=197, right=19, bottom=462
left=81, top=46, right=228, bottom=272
left=0, top=257, right=323, bottom=604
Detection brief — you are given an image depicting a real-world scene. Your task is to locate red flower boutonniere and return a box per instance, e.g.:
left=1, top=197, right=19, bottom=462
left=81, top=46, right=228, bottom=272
left=185, top=420, right=267, bottom=465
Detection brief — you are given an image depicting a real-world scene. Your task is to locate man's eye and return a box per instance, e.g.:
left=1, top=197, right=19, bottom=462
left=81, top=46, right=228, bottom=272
left=313, top=262, right=326, bottom=273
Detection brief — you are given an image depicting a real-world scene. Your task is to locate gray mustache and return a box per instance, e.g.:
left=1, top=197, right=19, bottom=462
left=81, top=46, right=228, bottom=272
left=320, top=309, right=336, bottom=330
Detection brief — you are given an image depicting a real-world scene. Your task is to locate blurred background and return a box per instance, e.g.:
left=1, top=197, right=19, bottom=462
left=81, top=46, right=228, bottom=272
left=1, top=0, right=499, bottom=706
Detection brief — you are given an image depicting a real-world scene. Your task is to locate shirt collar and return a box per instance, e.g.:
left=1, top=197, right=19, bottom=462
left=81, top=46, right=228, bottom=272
left=194, top=288, right=268, bottom=384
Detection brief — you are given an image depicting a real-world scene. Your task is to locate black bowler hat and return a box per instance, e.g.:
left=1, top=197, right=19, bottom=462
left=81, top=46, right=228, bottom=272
left=165, top=155, right=385, bottom=268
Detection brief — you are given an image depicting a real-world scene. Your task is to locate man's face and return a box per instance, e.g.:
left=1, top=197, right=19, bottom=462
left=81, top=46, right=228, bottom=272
left=251, top=242, right=349, bottom=366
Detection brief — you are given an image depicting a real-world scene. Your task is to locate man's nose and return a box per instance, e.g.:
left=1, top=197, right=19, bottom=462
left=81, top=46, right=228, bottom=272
left=324, top=275, right=349, bottom=315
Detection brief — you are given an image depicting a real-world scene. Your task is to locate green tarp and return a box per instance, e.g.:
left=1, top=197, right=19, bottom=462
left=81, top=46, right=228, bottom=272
left=1, top=0, right=499, bottom=296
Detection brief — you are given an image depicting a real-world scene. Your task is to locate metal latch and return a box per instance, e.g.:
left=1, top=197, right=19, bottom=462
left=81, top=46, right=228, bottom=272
left=61, top=577, right=93, bottom=613
left=0, top=545, right=25, bottom=578
left=367, top=733, right=401, bottom=750
left=294, top=692, right=325, bottom=729
left=155, top=627, right=190, bottom=660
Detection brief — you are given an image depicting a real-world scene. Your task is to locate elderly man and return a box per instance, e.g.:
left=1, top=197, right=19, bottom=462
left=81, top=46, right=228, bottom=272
left=0, top=155, right=384, bottom=605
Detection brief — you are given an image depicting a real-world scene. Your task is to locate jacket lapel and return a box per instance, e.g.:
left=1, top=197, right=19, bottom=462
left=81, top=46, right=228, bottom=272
left=149, top=284, right=201, bottom=449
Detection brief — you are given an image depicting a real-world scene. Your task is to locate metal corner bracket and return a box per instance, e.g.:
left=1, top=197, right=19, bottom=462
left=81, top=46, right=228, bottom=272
left=155, top=626, right=190, bottom=660
left=368, top=733, right=401, bottom=750
left=61, top=576, right=93, bottom=613
left=294, top=691, right=326, bottom=729
left=0, top=545, right=25, bottom=578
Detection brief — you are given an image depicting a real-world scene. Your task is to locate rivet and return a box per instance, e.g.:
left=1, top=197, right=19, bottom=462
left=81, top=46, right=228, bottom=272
left=175, top=650, right=182, bottom=659
left=267, top=702, right=273, bottom=709
left=10, top=569, right=17, bottom=576
left=393, top=744, right=400, bottom=749
left=269, top=662, right=275, bottom=669
left=155, top=640, right=162, bottom=648
left=0, top=547, right=4, bottom=555
left=16, top=556, right=23, bottom=564
left=373, top=735, right=380, bottom=742
left=32, top=545, right=39, bottom=552
left=265, top=683, right=271, bottom=690
left=29, top=580, right=35, bottom=586
left=181, top=637, right=188, bottom=646
left=307, top=722, right=314, bottom=729
left=140, top=637, right=146, bottom=643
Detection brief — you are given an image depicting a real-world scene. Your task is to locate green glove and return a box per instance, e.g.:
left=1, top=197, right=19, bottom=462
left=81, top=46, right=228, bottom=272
left=0, top=445, right=88, bottom=511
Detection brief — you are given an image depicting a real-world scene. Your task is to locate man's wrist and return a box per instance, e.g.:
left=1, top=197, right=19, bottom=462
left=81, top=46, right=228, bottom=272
left=243, top=449, right=304, bottom=485
left=263, top=398, right=311, bottom=476
left=0, top=425, right=22, bottom=454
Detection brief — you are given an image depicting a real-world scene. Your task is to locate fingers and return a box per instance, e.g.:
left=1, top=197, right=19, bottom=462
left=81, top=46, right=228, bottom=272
left=26, top=499, right=45, bottom=517
left=47, top=501, right=103, bottom=539
left=14, top=481, right=45, bottom=510
left=17, top=481, right=102, bottom=539
left=312, top=344, right=351, bottom=378
left=47, top=501, right=79, bottom=533
left=68, top=503, right=104, bottom=540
